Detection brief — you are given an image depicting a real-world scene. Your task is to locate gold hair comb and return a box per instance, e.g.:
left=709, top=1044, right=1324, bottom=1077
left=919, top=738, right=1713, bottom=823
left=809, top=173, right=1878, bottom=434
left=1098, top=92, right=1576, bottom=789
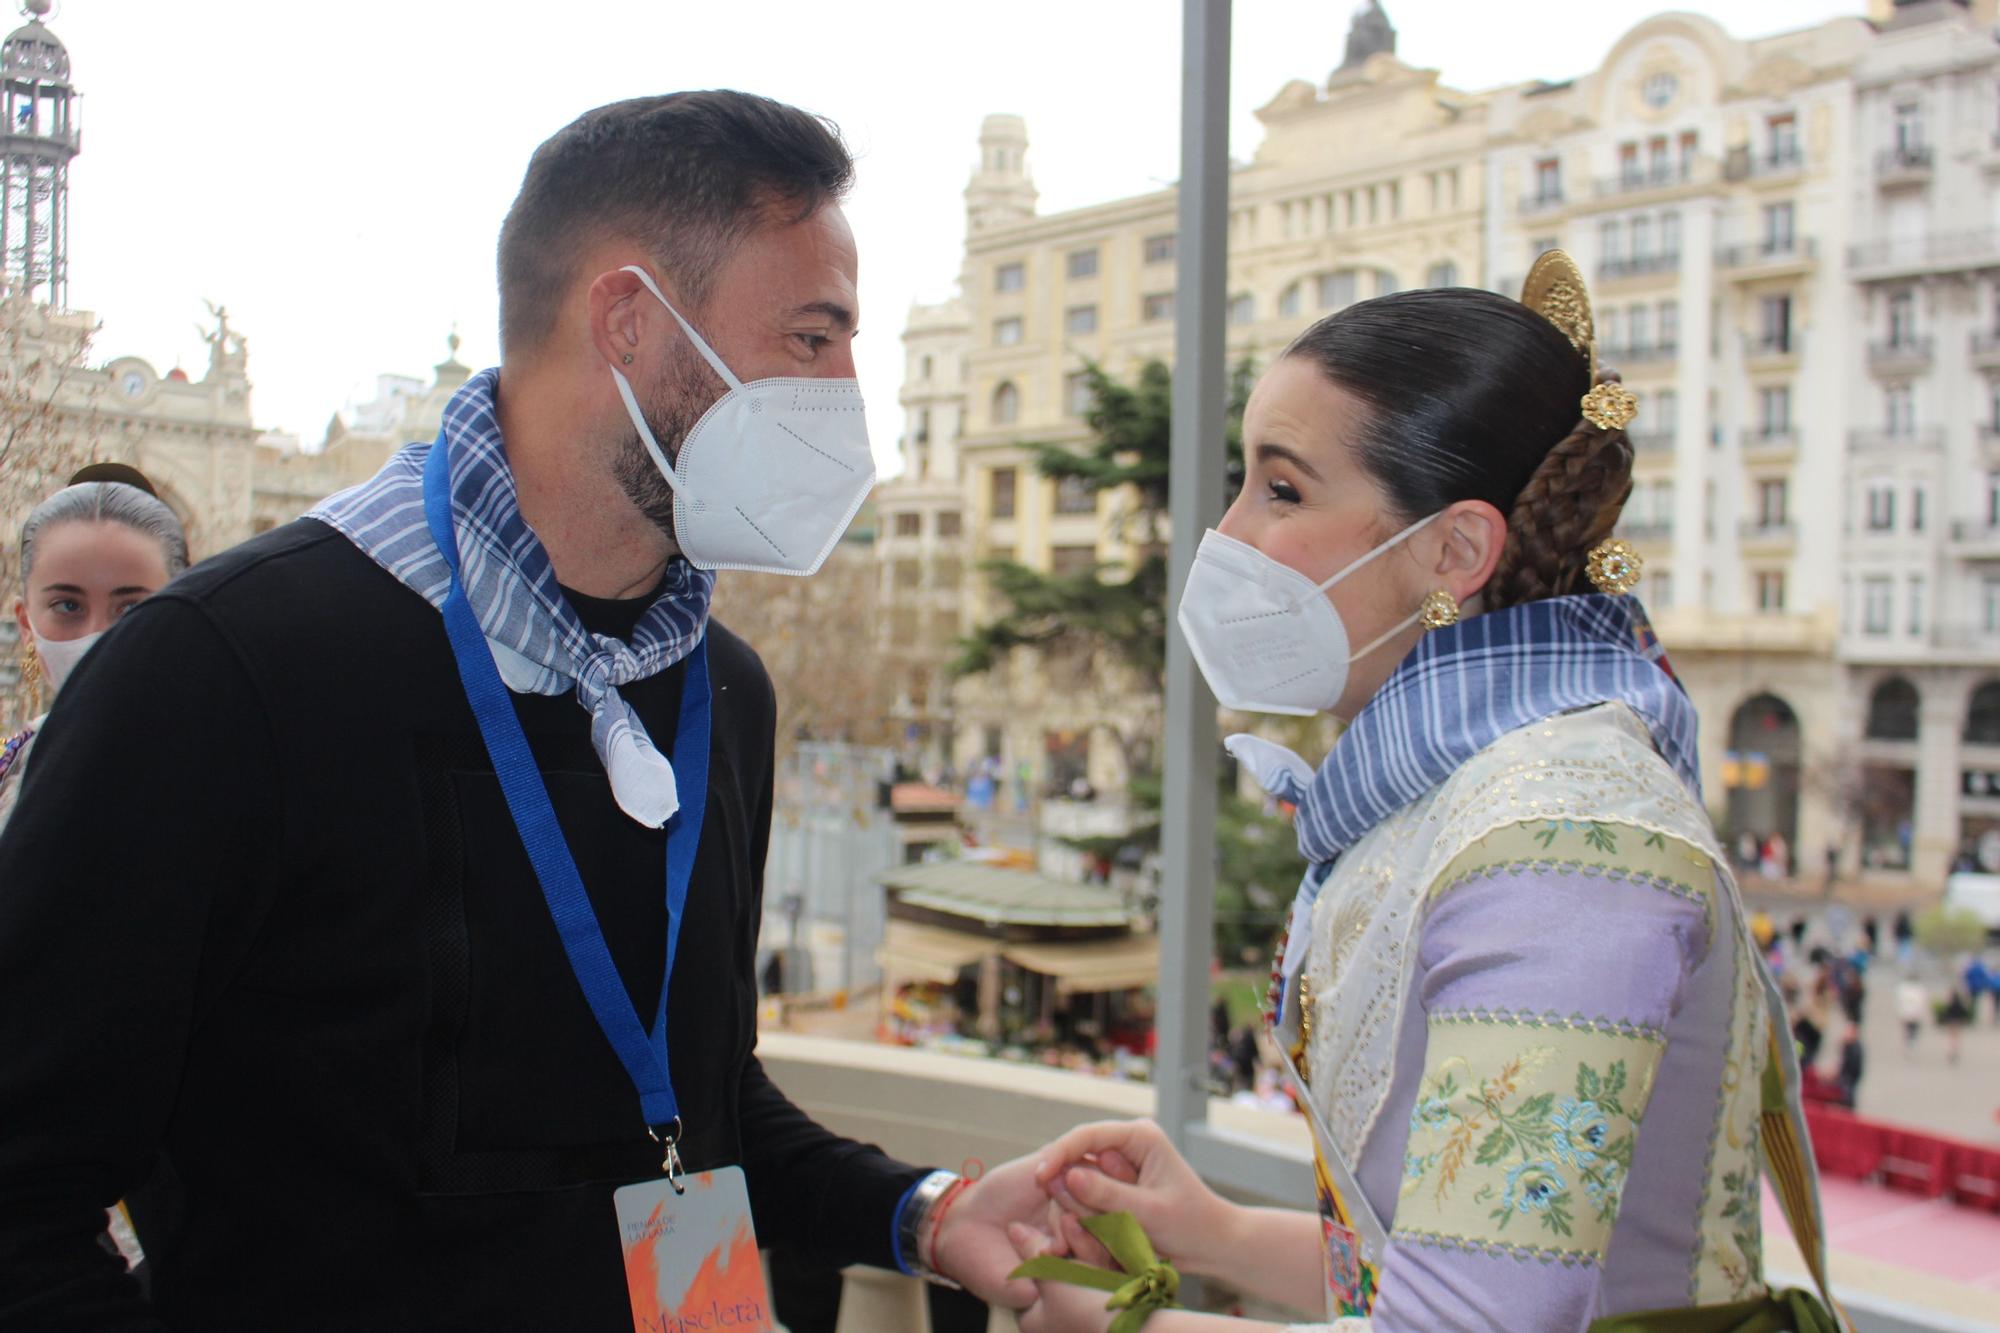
left=1520, top=250, right=1637, bottom=432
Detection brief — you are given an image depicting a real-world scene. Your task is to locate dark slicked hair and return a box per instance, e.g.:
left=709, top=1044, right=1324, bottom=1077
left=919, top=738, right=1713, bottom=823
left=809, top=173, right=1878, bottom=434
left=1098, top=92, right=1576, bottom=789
left=497, top=90, right=854, bottom=356
left=1284, top=287, right=1634, bottom=609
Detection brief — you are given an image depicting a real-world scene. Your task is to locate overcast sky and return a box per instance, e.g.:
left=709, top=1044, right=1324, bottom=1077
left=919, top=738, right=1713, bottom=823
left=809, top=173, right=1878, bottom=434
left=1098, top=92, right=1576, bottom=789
left=52, top=0, right=1861, bottom=473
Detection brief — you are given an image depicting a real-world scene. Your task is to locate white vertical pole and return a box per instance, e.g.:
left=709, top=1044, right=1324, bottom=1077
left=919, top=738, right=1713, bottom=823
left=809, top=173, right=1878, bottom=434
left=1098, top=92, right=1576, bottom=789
left=1155, top=0, right=1231, bottom=1154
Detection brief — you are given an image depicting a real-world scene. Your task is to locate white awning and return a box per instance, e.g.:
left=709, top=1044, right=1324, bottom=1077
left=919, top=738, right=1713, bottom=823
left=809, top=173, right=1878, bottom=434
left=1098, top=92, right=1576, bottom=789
left=1002, top=935, right=1159, bottom=996
left=878, top=920, right=995, bottom=985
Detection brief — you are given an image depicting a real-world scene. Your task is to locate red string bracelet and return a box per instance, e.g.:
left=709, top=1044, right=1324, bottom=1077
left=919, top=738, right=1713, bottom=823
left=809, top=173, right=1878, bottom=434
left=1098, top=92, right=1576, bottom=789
left=922, top=1158, right=985, bottom=1275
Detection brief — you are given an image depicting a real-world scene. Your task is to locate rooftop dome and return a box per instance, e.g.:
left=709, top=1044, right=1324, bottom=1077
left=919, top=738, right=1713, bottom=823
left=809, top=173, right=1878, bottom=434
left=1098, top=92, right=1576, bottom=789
left=3, top=2, right=68, bottom=85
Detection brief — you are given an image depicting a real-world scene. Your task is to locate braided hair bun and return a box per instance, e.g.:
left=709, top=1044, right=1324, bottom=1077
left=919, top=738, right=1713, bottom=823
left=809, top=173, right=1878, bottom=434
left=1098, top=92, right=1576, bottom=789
left=1484, top=368, right=1635, bottom=609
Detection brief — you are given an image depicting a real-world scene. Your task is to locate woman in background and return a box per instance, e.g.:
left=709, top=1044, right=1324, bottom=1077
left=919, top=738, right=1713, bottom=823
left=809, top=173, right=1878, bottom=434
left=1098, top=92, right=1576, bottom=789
left=4, top=465, right=188, bottom=831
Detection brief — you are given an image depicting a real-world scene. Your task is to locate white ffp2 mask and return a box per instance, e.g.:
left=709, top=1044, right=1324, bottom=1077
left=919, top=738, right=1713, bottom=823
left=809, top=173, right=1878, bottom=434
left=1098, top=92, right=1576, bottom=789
left=609, top=265, right=875, bottom=576
left=32, top=628, right=103, bottom=700
left=1175, top=515, right=1440, bottom=716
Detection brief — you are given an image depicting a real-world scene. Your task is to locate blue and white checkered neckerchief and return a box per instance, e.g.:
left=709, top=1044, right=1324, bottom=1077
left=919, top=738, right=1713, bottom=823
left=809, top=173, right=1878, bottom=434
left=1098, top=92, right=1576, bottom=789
left=310, top=367, right=715, bottom=827
left=1229, top=593, right=1700, bottom=870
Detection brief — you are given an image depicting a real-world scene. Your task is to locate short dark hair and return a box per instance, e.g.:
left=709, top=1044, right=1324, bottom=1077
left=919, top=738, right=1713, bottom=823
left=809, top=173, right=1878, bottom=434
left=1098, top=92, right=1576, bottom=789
left=497, top=90, right=854, bottom=355
left=1282, top=288, right=1634, bottom=609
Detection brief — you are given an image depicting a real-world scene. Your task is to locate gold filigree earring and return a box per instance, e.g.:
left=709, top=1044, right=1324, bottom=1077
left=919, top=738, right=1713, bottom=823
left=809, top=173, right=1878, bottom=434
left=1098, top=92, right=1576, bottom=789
left=1586, top=539, right=1643, bottom=595
left=1419, top=589, right=1460, bottom=631
left=16, top=638, right=41, bottom=714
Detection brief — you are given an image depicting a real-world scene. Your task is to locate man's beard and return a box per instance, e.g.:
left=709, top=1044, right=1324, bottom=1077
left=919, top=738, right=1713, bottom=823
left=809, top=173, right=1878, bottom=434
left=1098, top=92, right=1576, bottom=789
left=612, top=340, right=720, bottom=543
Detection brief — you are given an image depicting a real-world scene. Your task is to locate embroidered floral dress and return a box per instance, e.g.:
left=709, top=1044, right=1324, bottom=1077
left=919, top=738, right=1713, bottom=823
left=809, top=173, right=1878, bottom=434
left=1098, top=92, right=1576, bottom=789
left=1275, top=703, right=1779, bottom=1332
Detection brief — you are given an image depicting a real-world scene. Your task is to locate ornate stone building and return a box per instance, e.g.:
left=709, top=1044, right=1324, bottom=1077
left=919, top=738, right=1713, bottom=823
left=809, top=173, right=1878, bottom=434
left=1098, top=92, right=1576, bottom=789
left=1835, top=0, right=2000, bottom=880
left=1481, top=10, right=1872, bottom=876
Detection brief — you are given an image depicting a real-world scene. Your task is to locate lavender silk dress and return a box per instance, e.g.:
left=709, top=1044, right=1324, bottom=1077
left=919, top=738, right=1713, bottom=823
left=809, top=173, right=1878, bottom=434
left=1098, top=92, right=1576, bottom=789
left=1275, top=705, right=1772, bottom=1332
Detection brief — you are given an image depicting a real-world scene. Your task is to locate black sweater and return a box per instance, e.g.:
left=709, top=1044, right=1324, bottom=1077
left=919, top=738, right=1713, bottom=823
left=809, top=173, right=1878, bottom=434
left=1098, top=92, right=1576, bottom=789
left=0, top=521, right=922, bottom=1331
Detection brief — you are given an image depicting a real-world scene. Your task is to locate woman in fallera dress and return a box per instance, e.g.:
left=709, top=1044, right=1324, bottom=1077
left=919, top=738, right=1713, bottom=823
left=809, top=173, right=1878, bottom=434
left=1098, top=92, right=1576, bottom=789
left=1009, top=255, right=1838, bottom=1333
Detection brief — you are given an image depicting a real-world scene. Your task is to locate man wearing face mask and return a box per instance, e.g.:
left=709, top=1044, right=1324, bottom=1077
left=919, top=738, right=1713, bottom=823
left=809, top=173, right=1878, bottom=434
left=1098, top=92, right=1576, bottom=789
left=0, top=92, right=1045, bottom=1330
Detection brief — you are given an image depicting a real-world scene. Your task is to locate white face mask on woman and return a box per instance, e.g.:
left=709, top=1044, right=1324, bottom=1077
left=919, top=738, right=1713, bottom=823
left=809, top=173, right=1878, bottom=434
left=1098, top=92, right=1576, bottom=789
left=1175, top=513, right=1440, bottom=716
left=31, top=628, right=103, bottom=701
left=607, top=265, right=875, bottom=576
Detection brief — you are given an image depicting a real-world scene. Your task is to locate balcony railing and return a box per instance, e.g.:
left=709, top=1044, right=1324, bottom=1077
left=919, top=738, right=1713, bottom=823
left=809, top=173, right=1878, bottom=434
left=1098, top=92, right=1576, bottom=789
left=1849, top=229, right=2000, bottom=273
left=1717, top=237, right=1816, bottom=268
left=0, top=124, right=80, bottom=152
left=1849, top=426, right=1944, bottom=452
left=1595, top=162, right=1696, bottom=198
left=1745, top=333, right=1800, bottom=360
left=1741, top=429, right=1798, bottom=456
left=1972, top=331, right=2000, bottom=362
left=1740, top=519, right=1798, bottom=543
left=1619, top=520, right=1675, bottom=543
left=1868, top=336, right=1934, bottom=369
left=1600, top=341, right=1679, bottom=367
left=1951, top=519, right=2000, bottom=547
left=1597, top=252, right=1682, bottom=281
left=1757, top=147, right=1805, bottom=177
left=1876, top=143, right=1934, bottom=182
left=1519, top=189, right=1566, bottom=215
left=1932, top=625, right=2000, bottom=654
left=1628, top=429, right=1676, bottom=454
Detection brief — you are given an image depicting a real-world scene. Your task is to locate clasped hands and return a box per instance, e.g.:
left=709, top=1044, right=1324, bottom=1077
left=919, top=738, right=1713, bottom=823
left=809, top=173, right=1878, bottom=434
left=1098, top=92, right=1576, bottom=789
left=927, top=1119, right=1234, bottom=1333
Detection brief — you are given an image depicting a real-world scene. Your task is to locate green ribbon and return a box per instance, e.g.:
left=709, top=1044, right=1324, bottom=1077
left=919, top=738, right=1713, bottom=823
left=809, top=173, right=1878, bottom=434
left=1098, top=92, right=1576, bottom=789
left=1009, top=1211, right=1182, bottom=1333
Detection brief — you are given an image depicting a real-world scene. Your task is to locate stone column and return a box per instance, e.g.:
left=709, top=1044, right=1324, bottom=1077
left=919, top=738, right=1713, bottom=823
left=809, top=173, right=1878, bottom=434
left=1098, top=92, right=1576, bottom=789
left=1913, top=670, right=1967, bottom=884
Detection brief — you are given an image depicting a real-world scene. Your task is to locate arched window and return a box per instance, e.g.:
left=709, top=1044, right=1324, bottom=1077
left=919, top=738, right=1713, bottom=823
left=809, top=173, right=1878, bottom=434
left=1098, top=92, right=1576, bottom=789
left=1726, top=694, right=1802, bottom=865
left=1967, top=679, right=2000, bottom=745
left=1296, top=268, right=1402, bottom=314
left=991, top=380, right=1020, bottom=426
left=1426, top=261, right=1459, bottom=288
left=1865, top=677, right=1920, bottom=741
left=1316, top=271, right=1357, bottom=310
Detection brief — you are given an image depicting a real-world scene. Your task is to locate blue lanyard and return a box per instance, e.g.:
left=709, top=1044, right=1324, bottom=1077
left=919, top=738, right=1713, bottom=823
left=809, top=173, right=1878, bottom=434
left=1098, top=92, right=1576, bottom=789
left=421, top=436, right=709, bottom=1172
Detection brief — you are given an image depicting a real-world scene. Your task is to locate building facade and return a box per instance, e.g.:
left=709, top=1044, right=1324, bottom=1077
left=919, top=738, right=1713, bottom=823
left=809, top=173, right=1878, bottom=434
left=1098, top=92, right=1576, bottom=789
left=1481, top=10, right=1871, bottom=879
left=876, top=296, right=970, bottom=772
left=1837, top=0, right=2000, bottom=881
left=877, top=5, right=1494, bottom=797
left=885, top=0, right=2000, bottom=886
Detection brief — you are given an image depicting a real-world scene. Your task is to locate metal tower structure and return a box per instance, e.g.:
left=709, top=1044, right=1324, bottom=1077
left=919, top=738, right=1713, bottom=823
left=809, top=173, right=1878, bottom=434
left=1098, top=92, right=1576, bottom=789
left=0, top=0, right=77, bottom=309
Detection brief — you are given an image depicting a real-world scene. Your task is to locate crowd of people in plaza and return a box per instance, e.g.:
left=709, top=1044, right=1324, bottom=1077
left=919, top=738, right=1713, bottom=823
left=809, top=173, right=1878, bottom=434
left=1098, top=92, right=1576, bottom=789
left=1756, top=905, right=1994, bottom=1114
